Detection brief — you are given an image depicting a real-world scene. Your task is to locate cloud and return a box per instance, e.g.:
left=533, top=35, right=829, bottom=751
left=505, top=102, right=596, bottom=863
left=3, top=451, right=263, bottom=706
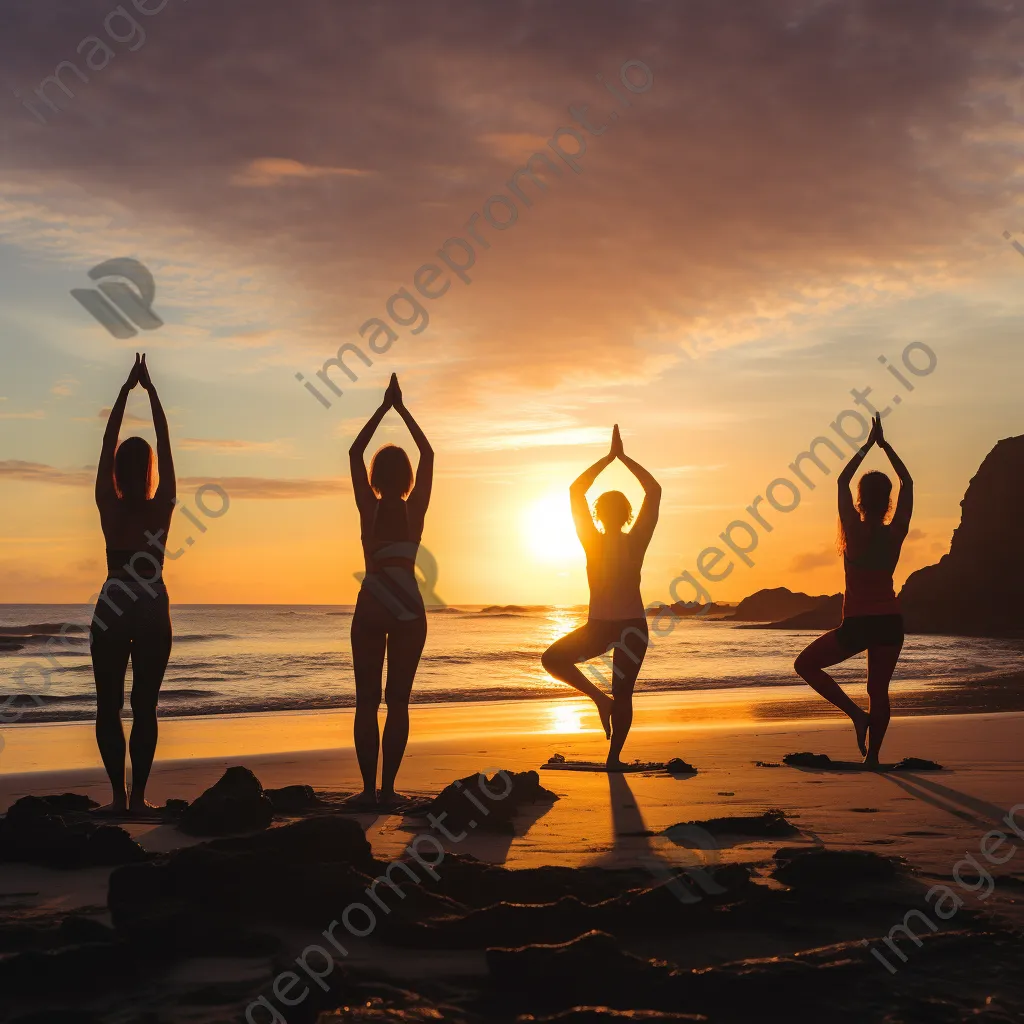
left=0, top=0, right=1018, bottom=405
left=178, top=476, right=349, bottom=499
left=97, top=408, right=151, bottom=428
left=0, top=460, right=92, bottom=487
left=0, top=460, right=346, bottom=499
left=50, top=376, right=79, bottom=397
left=906, top=528, right=927, bottom=542
left=229, top=158, right=375, bottom=188
left=789, top=547, right=837, bottom=573
left=178, top=437, right=288, bottom=453
left=0, top=410, right=45, bottom=420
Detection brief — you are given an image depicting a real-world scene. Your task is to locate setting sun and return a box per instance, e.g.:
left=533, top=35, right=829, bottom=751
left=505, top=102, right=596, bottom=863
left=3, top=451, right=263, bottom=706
left=523, top=491, right=580, bottom=564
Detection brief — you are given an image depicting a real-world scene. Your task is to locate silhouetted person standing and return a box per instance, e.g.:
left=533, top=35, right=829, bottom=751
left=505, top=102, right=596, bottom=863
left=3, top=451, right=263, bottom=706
left=542, top=426, right=661, bottom=769
left=92, top=354, right=174, bottom=814
left=795, top=413, right=913, bottom=765
left=349, top=374, right=433, bottom=808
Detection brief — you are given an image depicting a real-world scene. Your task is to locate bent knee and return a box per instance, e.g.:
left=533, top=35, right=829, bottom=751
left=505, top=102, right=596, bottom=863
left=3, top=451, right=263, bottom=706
left=541, top=647, right=565, bottom=675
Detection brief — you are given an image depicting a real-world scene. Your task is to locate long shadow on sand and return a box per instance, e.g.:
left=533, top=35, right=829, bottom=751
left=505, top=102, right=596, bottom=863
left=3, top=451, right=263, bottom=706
left=879, top=772, right=1014, bottom=831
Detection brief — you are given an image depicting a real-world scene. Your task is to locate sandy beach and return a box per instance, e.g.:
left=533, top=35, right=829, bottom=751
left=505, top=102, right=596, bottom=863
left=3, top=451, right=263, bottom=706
left=1, top=691, right=1023, bottom=1023
left=5, top=691, right=1024, bottom=875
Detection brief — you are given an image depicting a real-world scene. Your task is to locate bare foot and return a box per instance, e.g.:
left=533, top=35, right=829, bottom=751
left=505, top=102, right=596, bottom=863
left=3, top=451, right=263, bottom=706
left=606, top=758, right=629, bottom=772
left=596, top=695, right=613, bottom=740
left=863, top=753, right=881, bottom=769
left=377, top=790, right=406, bottom=810
left=853, top=710, right=870, bottom=757
left=126, top=799, right=162, bottom=819
left=343, top=790, right=379, bottom=811
left=92, top=801, right=128, bottom=818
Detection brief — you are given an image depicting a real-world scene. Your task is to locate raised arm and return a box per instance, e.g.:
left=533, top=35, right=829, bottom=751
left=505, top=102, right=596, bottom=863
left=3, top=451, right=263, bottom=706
left=878, top=422, right=913, bottom=532
left=619, top=437, right=662, bottom=550
left=838, top=416, right=878, bottom=525
left=391, top=375, right=433, bottom=517
left=348, top=387, right=392, bottom=513
left=570, top=431, right=616, bottom=546
left=96, top=355, right=140, bottom=504
left=139, top=354, right=175, bottom=504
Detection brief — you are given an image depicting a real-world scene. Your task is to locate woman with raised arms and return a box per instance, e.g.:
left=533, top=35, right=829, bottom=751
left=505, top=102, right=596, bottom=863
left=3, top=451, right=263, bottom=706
left=348, top=374, right=433, bottom=808
left=794, top=413, right=913, bottom=765
left=92, top=353, right=175, bottom=815
left=542, top=426, right=661, bottom=769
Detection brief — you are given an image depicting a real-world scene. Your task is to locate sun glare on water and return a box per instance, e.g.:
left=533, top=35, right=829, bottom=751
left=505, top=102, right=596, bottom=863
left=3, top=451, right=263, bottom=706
left=523, top=491, right=579, bottom=564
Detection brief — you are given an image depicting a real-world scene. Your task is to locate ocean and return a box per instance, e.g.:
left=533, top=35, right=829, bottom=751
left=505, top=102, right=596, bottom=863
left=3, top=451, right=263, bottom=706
left=0, top=604, right=1021, bottom=725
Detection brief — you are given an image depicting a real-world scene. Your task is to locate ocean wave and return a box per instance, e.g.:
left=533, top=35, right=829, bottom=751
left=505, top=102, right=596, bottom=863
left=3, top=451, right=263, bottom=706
left=174, top=633, right=237, bottom=642
left=0, top=623, right=87, bottom=636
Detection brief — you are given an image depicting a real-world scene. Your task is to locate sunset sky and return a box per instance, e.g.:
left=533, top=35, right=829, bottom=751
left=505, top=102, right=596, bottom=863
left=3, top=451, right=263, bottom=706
left=1, top=0, right=1022, bottom=606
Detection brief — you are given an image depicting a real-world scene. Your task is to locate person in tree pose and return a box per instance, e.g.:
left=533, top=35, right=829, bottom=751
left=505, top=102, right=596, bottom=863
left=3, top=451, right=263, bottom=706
left=542, top=425, right=661, bottom=769
left=794, top=413, right=913, bottom=765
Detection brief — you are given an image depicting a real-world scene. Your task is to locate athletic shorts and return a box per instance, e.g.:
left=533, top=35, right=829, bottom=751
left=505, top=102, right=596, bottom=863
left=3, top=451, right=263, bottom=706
left=836, top=614, right=904, bottom=654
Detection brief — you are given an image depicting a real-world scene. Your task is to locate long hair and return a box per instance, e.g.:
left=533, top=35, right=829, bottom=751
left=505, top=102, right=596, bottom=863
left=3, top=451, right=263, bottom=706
left=369, top=444, right=413, bottom=500
left=114, top=436, right=155, bottom=503
left=838, top=470, right=893, bottom=553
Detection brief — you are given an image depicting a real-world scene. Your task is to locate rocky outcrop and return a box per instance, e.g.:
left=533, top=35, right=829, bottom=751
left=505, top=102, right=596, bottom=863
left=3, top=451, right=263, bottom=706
left=725, top=587, right=831, bottom=621
left=0, top=796, right=148, bottom=869
left=743, top=593, right=843, bottom=631
left=420, top=770, right=558, bottom=835
left=177, top=766, right=274, bottom=836
left=900, top=434, right=1024, bottom=637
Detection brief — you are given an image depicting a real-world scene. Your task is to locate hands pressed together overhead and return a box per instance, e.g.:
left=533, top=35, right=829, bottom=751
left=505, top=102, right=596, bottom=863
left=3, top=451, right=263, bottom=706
left=383, top=372, right=404, bottom=411
left=124, top=352, right=155, bottom=392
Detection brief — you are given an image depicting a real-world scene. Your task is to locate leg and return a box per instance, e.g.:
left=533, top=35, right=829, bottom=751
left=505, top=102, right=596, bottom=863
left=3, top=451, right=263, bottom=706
left=351, top=601, right=387, bottom=803
left=127, top=595, right=172, bottom=810
left=865, top=644, right=902, bottom=765
left=541, top=623, right=616, bottom=738
left=380, top=616, right=428, bottom=800
left=794, top=630, right=870, bottom=755
left=90, top=617, right=131, bottom=811
left=607, top=626, right=649, bottom=768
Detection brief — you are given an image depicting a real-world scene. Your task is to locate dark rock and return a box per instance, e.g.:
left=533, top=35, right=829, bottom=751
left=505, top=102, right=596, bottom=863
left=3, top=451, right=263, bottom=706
left=57, top=916, right=115, bottom=945
left=109, top=815, right=376, bottom=928
left=725, top=587, right=833, bottom=622
left=266, top=783, right=321, bottom=812
left=5, top=793, right=97, bottom=817
left=420, top=769, right=558, bottom=835
left=163, top=798, right=189, bottom=817
left=9, top=1012, right=105, bottom=1023
left=664, top=758, right=697, bottom=775
left=772, top=846, right=903, bottom=887
left=177, top=766, right=274, bottom=836
left=518, top=1009, right=706, bottom=1022
left=488, top=930, right=660, bottom=986
left=0, top=797, right=147, bottom=868
left=891, top=757, right=944, bottom=771
left=901, top=435, right=1024, bottom=637
left=783, top=752, right=834, bottom=768
left=664, top=809, right=798, bottom=841
left=747, top=594, right=844, bottom=630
